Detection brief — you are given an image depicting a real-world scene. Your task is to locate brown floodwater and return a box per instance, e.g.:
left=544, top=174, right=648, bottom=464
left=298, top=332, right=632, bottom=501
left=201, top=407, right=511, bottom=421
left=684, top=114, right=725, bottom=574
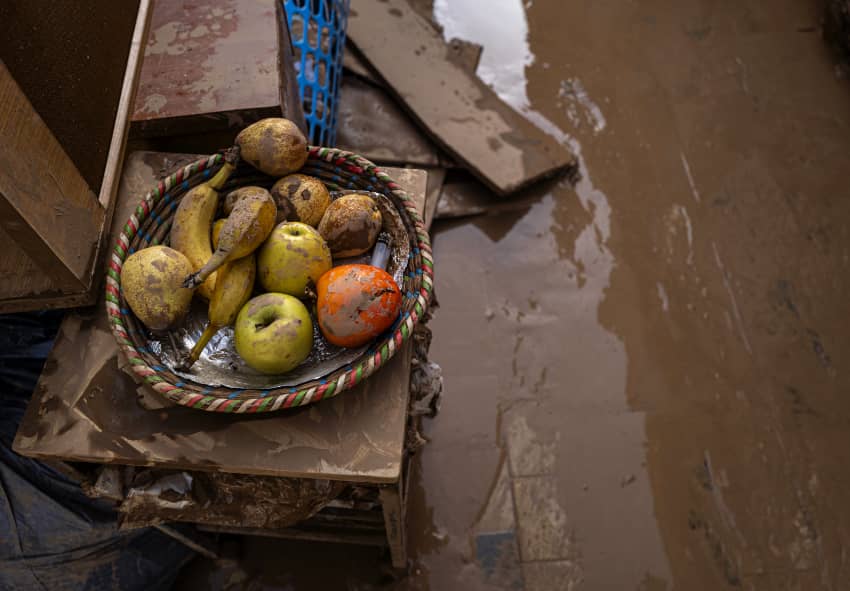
left=178, top=0, right=850, bottom=589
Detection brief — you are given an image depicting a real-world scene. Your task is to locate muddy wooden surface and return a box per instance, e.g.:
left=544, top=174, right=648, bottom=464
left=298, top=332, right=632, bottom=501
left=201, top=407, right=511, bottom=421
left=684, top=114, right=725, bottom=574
left=0, top=62, right=107, bottom=310
left=347, top=0, right=576, bottom=195
left=131, top=0, right=281, bottom=136
left=336, top=76, right=443, bottom=168
left=13, top=153, right=426, bottom=484
left=0, top=0, right=140, bottom=191
left=172, top=1, right=850, bottom=589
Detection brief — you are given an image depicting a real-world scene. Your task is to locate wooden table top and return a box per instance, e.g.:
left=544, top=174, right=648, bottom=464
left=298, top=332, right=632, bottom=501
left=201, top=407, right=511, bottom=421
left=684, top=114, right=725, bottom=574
left=13, top=151, right=428, bottom=484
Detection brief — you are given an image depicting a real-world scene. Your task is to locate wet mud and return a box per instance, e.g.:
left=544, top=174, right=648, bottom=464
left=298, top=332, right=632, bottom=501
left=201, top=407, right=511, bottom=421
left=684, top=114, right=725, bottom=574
left=177, top=0, right=850, bottom=589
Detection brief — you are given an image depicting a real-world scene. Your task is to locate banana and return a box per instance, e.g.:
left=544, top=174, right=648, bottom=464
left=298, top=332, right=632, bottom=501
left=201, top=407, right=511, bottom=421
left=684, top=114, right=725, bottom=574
left=183, top=187, right=276, bottom=290
left=186, top=220, right=256, bottom=366
left=170, top=152, right=236, bottom=300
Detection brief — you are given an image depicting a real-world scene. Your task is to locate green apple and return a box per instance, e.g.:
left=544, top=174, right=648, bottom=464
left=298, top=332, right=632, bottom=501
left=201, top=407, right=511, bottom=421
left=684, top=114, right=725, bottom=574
left=233, top=293, right=313, bottom=374
left=257, top=221, right=332, bottom=297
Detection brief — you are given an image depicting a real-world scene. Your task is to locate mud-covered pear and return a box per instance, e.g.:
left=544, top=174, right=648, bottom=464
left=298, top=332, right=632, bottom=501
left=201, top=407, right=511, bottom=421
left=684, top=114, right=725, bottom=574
left=317, top=193, right=382, bottom=258
left=121, top=246, right=194, bottom=331
left=235, top=118, right=308, bottom=177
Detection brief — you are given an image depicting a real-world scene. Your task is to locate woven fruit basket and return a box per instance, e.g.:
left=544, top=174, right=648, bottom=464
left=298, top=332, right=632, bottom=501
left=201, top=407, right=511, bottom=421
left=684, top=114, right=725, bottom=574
left=106, top=147, right=433, bottom=413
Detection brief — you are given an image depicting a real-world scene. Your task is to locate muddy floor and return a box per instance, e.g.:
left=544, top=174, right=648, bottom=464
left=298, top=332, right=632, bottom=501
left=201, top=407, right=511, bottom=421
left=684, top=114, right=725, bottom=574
left=176, top=0, right=850, bottom=589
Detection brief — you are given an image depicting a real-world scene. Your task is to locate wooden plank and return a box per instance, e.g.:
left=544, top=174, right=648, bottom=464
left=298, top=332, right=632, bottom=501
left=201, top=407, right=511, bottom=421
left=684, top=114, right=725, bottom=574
left=0, top=1, right=142, bottom=192
left=344, top=38, right=481, bottom=86
left=198, top=524, right=387, bottom=547
left=347, top=0, right=576, bottom=195
left=132, top=0, right=282, bottom=137
left=380, top=484, right=407, bottom=569
left=0, top=226, right=60, bottom=303
left=98, top=0, right=153, bottom=208
left=0, top=61, right=103, bottom=288
left=447, top=38, right=483, bottom=73
left=0, top=191, right=83, bottom=293
left=435, top=178, right=492, bottom=220
left=343, top=47, right=383, bottom=86
left=423, top=168, right=447, bottom=231
left=337, top=76, right=442, bottom=167
left=13, top=154, right=425, bottom=485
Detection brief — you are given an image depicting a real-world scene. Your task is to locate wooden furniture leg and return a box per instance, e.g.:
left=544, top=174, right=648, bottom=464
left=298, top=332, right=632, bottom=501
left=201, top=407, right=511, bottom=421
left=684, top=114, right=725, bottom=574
left=380, top=481, right=407, bottom=569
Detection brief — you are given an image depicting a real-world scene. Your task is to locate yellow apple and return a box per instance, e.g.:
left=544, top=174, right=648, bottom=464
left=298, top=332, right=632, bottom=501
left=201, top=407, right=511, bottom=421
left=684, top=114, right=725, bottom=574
left=233, top=293, right=313, bottom=374
left=257, top=222, right=332, bottom=297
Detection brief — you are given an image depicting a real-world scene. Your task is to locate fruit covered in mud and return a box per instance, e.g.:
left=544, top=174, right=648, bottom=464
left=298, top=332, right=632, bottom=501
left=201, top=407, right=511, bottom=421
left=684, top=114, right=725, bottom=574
left=121, top=246, right=194, bottom=331
left=222, top=186, right=274, bottom=218
left=270, top=174, right=331, bottom=227
left=257, top=222, right=332, bottom=297
left=317, top=193, right=382, bottom=258
left=234, top=292, right=313, bottom=374
left=316, top=264, right=402, bottom=348
left=184, top=188, right=277, bottom=290
left=235, top=118, right=307, bottom=177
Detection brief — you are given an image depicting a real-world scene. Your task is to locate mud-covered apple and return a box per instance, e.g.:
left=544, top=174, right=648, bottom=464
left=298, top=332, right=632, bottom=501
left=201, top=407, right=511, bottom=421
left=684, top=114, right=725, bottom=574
left=233, top=293, right=313, bottom=374
left=257, top=222, right=332, bottom=297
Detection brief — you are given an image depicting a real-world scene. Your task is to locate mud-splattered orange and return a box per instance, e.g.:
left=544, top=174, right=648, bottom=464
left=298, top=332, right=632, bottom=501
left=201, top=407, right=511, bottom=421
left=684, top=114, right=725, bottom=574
left=316, top=264, right=402, bottom=348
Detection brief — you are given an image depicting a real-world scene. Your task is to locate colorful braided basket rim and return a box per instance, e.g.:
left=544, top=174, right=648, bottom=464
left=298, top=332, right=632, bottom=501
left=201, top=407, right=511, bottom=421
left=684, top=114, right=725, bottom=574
left=105, top=147, right=433, bottom=413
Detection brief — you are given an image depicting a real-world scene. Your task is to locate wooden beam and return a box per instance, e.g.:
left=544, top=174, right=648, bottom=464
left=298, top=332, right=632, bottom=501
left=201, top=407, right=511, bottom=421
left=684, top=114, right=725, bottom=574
left=98, top=0, right=152, bottom=209
left=380, top=484, right=407, bottom=569
left=0, top=60, right=103, bottom=289
left=347, top=0, right=576, bottom=195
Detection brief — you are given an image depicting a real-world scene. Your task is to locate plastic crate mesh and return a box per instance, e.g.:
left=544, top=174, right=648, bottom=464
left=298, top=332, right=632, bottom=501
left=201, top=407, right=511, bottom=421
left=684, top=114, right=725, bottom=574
left=283, top=0, right=350, bottom=146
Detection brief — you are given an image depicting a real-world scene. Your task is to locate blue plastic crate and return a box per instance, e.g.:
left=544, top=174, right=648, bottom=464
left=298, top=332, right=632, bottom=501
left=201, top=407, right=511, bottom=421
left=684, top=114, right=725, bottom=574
left=283, top=0, right=350, bottom=146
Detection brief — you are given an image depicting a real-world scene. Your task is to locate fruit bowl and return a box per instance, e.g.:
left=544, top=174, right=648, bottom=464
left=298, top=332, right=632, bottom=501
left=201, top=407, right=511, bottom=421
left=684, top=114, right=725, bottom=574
left=106, top=147, right=433, bottom=413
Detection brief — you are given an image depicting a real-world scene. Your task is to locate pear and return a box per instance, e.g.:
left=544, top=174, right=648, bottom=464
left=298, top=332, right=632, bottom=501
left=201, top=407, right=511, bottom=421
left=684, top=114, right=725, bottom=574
left=121, top=246, right=194, bottom=331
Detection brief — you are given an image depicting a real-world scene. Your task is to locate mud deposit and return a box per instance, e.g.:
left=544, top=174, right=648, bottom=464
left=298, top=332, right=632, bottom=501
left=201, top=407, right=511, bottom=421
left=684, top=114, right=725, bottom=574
left=177, top=0, right=850, bottom=589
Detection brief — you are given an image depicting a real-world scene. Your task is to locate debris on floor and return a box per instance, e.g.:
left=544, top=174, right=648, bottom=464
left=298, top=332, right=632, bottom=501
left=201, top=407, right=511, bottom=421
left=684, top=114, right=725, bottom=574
left=347, top=0, right=577, bottom=195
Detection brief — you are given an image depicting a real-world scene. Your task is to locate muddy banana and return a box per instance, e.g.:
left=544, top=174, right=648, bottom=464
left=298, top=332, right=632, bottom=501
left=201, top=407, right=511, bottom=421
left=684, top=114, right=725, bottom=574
left=186, top=220, right=256, bottom=366
left=170, top=151, right=237, bottom=299
left=183, top=187, right=276, bottom=290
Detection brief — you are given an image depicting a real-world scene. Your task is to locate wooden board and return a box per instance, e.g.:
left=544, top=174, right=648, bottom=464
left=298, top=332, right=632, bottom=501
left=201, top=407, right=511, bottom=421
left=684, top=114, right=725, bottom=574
left=343, top=38, right=481, bottom=86
left=0, top=61, right=103, bottom=291
left=132, top=0, right=283, bottom=138
left=347, top=0, right=576, bottom=195
left=0, top=2, right=151, bottom=313
left=337, top=76, right=442, bottom=167
left=0, top=0, right=142, bottom=192
left=14, top=153, right=427, bottom=485
left=424, top=168, right=447, bottom=231
left=0, top=226, right=60, bottom=302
